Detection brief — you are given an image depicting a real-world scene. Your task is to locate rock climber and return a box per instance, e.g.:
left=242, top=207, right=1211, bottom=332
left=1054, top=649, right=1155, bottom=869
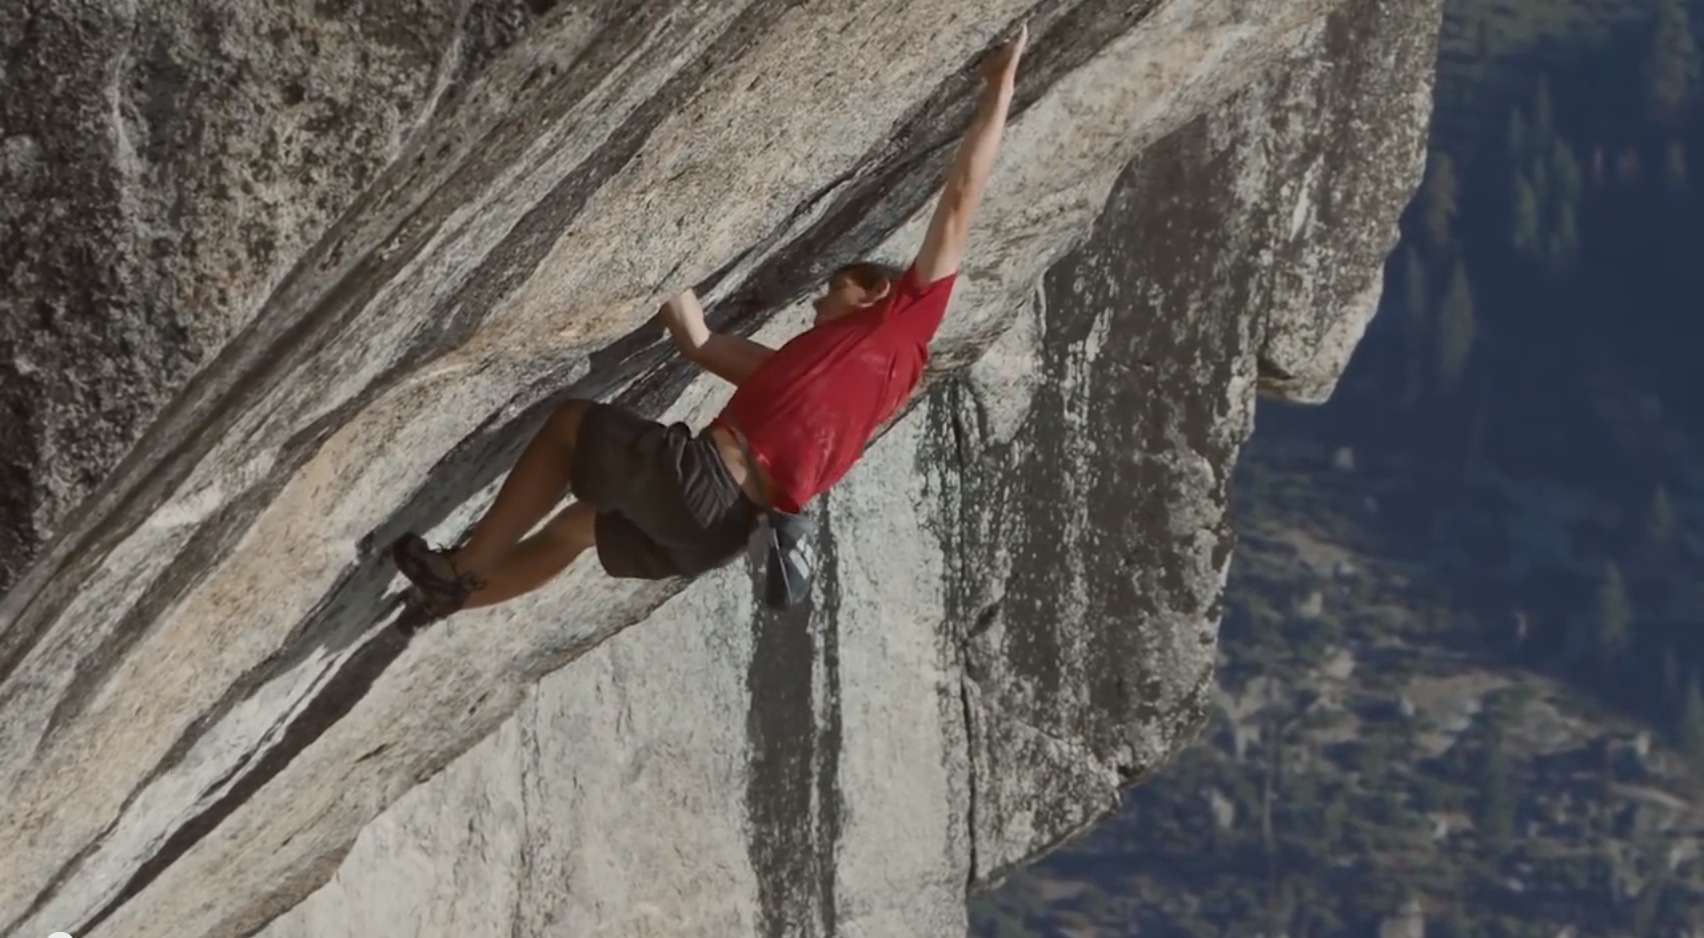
left=390, top=22, right=1029, bottom=620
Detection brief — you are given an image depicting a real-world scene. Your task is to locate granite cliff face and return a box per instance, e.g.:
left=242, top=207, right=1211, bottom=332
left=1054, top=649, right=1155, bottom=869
left=0, top=1, right=1439, bottom=937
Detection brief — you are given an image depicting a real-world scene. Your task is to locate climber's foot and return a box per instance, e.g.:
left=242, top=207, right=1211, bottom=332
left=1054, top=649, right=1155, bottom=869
left=390, top=532, right=483, bottom=620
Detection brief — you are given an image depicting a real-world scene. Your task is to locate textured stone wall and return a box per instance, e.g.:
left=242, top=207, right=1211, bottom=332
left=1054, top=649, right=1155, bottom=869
left=0, top=1, right=563, bottom=590
left=0, top=0, right=1439, bottom=936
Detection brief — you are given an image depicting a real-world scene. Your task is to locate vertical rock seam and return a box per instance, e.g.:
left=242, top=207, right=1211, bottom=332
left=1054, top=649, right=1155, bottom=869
left=924, top=379, right=987, bottom=889
left=814, top=506, right=844, bottom=938
left=957, top=665, right=980, bottom=893
left=511, top=694, right=542, bottom=938
left=744, top=501, right=844, bottom=937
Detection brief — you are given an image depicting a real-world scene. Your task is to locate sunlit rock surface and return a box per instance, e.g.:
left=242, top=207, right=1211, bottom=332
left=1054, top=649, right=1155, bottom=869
left=0, top=0, right=1438, bottom=936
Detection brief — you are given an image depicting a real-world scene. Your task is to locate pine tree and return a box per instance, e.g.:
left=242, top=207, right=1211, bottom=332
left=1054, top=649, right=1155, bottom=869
left=1552, top=138, right=1584, bottom=205
left=1680, top=678, right=1704, bottom=766
left=1507, top=107, right=1529, bottom=163
left=1404, top=247, right=1429, bottom=333
left=1547, top=201, right=1579, bottom=272
left=1477, top=720, right=1516, bottom=855
left=1666, top=141, right=1688, bottom=193
left=1512, top=172, right=1540, bottom=256
left=1435, top=260, right=1477, bottom=392
left=1645, top=0, right=1700, bottom=127
left=1080, top=886, right=1111, bottom=923
left=1632, top=874, right=1666, bottom=938
left=1558, top=200, right=1580, bottom=260
left=1595, top=561, right=1631, bottom=665
left=1402, top=248, right=1429, bottom=408
left=1530, top=155, right=1551, bottom=203
left=1648, top=484, right=1676, bottom=553
left=1424, top=152, right=1459, bottom=249
left=1533, top=75, right=1554, bottom=139
left=1618, top=148, right=1643, bottom=185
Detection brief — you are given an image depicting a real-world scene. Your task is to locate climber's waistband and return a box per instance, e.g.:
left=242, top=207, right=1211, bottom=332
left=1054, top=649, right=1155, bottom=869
left=708, top=416, right=778, bottom=510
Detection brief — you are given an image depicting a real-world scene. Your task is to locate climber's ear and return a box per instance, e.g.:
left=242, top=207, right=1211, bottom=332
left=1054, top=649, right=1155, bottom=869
left=854, top=276, right=891, bottom=308
left=833, top=261, right=903, bottom=308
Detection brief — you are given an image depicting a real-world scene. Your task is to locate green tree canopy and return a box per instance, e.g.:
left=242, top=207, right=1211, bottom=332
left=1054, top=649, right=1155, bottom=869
left=1680, top=678, right=1704, bottom=766
left=1647, top=484, right=1676, bottom=553
left=1594, top=561, right=1631, bottom=664
left=1402, top=247, right=1430, bottom=407
left=1552, top=138, right=1583, bottom=205
left=1477, top=721, right=1516, bottom=855
left=1507, top=106, right=1529, bottom=162
left=1512, top=172, right=1541, bottom=255
left=1435, top=260, right=1477, bottom=392
left=1425, top=152, right=1459, bottom=248
left=1645, top=0, right=1700, bottom=126
left=1546, top=201, right=1579, bottom=272
left=1533, top=75, right=1554, bottom=138
left=1404, top=246, right=1429, bottom=332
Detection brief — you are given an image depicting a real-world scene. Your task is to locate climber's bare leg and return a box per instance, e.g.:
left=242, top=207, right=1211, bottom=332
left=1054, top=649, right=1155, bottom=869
left=452, top=399, right=590, bottom=577
left=461, top=501, right=596, bottom=609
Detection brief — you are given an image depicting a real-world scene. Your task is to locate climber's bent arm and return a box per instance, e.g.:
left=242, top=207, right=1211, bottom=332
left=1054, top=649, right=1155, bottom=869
left=659, top=288, right=775, bottom=386
left=912, top=24, right=1027, bottom=286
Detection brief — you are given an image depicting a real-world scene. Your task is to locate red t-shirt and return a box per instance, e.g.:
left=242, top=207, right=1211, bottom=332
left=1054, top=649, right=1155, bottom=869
left=716, top=265, right=957, bottom=513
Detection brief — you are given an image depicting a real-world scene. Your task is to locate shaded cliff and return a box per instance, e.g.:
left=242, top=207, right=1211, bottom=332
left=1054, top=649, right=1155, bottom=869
left=0, top=1, right=1439, bottom=937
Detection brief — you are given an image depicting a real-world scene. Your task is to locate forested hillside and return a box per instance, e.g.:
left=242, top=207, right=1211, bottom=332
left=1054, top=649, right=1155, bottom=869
left=969, top=1, right=1704, bottom=935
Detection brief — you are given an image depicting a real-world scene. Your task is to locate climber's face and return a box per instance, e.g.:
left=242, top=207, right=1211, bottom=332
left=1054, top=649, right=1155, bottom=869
left=811, top=266, right=894, bottom=325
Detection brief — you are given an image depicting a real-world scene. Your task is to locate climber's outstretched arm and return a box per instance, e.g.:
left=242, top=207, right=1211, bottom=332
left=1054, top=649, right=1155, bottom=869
left=659, top=287, right=775, bottom=386
left=912, top=22, right=1028, bottom=286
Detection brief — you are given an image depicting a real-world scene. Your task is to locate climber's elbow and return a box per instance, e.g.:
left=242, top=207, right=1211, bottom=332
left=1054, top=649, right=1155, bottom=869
left=689, top=333, right=775, bottom=386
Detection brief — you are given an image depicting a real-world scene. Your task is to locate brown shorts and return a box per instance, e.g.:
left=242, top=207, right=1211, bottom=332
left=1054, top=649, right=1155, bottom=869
left=569, top=400, right=760, bottom=580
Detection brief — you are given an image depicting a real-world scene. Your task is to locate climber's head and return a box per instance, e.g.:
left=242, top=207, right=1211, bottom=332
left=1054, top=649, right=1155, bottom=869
left=812, top=261, right=905, bottom=324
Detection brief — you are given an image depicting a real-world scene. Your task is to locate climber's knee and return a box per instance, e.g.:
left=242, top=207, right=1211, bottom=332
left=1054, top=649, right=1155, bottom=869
left=541, top=500, right=597, bottom=554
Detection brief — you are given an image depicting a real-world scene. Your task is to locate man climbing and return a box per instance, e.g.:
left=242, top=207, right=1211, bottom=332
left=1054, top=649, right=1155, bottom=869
left=391, top=22, right=1028, bottom=619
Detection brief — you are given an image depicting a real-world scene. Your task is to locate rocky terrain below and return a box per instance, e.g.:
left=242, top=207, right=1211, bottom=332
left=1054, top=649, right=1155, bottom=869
left=971, top=428, right=1704, bottom=938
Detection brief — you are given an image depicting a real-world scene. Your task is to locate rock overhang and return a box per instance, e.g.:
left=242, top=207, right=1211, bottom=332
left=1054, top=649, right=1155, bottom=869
left=0, top=1, right=1440, bottom=935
